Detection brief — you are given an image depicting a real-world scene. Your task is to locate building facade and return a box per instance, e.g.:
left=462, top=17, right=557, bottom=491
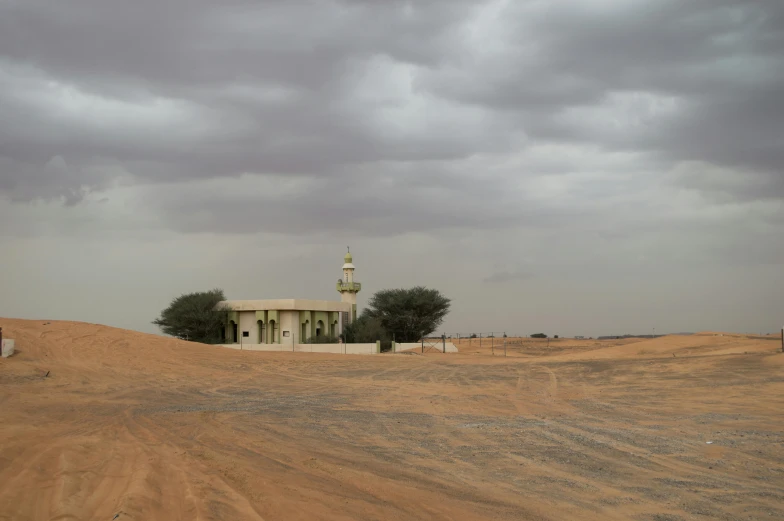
left=219, top=251, right=361, bottom=347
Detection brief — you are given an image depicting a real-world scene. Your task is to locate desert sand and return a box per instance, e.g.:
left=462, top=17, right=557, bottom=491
left=1, top=318, right=782, bottom=520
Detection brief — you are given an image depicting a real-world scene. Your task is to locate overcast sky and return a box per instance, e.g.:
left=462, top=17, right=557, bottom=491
left=1, top=0, right=782, bottom=338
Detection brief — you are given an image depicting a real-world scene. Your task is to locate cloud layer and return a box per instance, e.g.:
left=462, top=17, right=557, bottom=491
left=0, top=0, right=782, bottom=335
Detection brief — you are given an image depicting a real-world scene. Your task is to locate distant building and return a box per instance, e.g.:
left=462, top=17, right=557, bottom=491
left=218, top=250, right=361, bottom=346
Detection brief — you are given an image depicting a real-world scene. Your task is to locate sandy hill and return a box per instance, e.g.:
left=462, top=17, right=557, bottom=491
left=451, top=332, right=780, bottom=360
left=1, top=318, right=783, bottom=521
left=1, top=318, right=235, bottom=380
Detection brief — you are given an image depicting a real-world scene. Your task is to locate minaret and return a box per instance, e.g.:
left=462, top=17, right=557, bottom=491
left=337, top=247, right=361, bottom=322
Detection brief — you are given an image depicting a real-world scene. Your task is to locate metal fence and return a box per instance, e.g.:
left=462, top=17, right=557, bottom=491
left=424, top=332, right=561, bottom=357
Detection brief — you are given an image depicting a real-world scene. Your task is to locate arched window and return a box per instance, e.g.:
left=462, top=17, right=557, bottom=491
left=230, top=321, right=238, bottom=343
left=268, top=320, right=277, bottom=343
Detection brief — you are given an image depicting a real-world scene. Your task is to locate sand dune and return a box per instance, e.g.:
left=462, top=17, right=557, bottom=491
left=1, top=318, right=782, bottom=520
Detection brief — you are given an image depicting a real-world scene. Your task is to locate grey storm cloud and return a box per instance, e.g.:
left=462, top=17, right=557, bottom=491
left=483, top=270, right=534, bottom=284
left=1, top=0, right=783, bottom=338
left=0, top=0, right=782, bottom=227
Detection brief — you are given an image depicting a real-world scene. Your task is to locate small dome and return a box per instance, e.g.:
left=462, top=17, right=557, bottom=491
left=344, top=251, right=353, bottom=263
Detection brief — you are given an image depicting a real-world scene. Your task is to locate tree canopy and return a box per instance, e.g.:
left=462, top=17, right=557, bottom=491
left=153, top=288, right=227, bottom=344
left=364, top=286, right=451, bottom=342
left=341, top=314, right=390, bottom=344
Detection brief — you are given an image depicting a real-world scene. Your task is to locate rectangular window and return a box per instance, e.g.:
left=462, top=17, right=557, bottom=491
left=283, top=331, right=290, bottom=337
left=242, top=331, right=249, bottom=338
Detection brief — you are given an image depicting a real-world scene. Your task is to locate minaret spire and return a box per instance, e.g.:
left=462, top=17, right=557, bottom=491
left=337, top=248, right=360, bottom=321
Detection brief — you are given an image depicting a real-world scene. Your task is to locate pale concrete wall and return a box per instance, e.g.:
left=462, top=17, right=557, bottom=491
left=220, top=299, right=352, bottom=313
left=294, top=343, right=378, bottom=354
left=344, top=343, right=379, bottom=355
left=394, top=342, right=458, bottom=353
left=340, top=292, right=357, bottom=307
left=218, top=343, right=289, bottom=352
left=1, top=339, right=14, bottom=358
left=238, top=311, right=259, bottom=345
left=216, top=342, right=379, bottom=355
left=280, top=310, right=298, bottom=345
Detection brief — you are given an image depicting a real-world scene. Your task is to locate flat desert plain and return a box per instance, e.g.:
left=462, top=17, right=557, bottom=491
left=1, top=319, right=783, bottom=521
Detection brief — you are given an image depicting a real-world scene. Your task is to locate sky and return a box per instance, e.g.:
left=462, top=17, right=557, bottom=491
left=1, top=0, right=782, bottom=338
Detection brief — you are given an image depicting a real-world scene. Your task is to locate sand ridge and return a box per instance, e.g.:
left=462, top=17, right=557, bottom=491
left=1, top=318, right=783, bottom=520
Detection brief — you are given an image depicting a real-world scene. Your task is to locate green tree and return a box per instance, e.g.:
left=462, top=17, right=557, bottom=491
left=531, top=333, right=547, bottom=339
left=364, top=286, right=451, bottom=342
left=341, top=314, right=389, bottom=343
left=153, top=289, right=228, bottom=344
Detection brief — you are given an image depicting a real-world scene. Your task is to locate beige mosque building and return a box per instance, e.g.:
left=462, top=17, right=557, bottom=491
left=219, top=250, right=361, bottom=346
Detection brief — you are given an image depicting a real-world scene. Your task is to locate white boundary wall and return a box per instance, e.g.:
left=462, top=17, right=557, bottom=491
left=217, top=342, right=380, bottom=355
left=295, top=343, right=378, bottom=355
left=394, top=342, right=458, bottom=353
left=1, top=339, right=15, bottom=358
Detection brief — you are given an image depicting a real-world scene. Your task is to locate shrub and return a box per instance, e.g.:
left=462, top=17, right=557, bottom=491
left=153, top=289, right=228, bottom=344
